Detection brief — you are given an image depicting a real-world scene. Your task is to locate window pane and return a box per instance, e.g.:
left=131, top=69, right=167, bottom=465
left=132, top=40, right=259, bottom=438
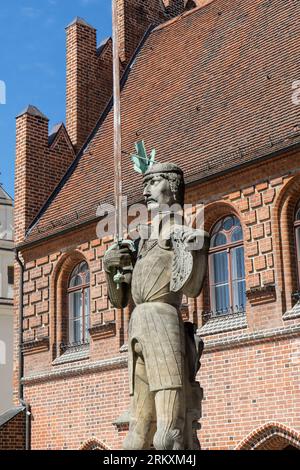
left=69, top=291, right=83, bottom=343
left=7, top=266, right=14, bottom=285
left=231, top=247, right=245, bottom=280
left=210, top=252, right=230, bottom=312
left=69, top=262, right=89, bottom=288
left=211, top=219, right=222, bottom=235
left=232, top=280, right=246, bottom=310
left=233, top=216, right=241, bottom=227
left=212, top=284, right=230, bottom=313
left=7, top=266, right=14, bottom=298
left=211, top=232, right=227, bottom=248
left=223, top=216, right=234, bottom=231
left=84, top=288, right=90, bottom=341
left=211, top=251, right=228, bottom=284
left=231, top=247, right=246, bottom=309
left=69, top=274, right=82, bottom=288
left=296, top=228, right=300, bottom=282
left=231, top=226, right=243, bottom=242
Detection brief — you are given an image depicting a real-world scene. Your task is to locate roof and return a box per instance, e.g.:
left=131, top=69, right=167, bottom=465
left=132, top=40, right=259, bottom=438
left=0, top=185, right=13, bottom=206
left=0, top=406, right=24, bottom=428
left=66, top=17, right=95, bottom=30
left=16, top=105, right=48, bottom=121
left=97, top=37, right=111, bottom=56
left=24, top=0, right=300, bottom=244
left=48, top=123, right=64, bottom=147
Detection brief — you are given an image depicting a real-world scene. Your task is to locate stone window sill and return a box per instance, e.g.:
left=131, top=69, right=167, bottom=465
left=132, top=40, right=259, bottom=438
left=119, top=343, right=128, bottom=353
left=52, top=343, right=90, bottom=365
left=283, top=300, right=300, bottom=321
left=198, top=311, right=247, bottom=336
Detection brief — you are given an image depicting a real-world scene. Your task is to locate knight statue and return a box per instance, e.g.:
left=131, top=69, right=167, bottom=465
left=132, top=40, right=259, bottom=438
left=104, top=161, right=209, bottom=450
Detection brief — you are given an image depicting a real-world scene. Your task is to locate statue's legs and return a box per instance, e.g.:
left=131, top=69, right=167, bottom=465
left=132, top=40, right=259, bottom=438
left=123, top=356, right=156, bottom=450
left=153, top=388, right=185, bottom=450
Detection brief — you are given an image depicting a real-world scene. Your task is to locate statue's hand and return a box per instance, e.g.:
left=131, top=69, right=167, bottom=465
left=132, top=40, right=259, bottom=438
left=103, top=241, right=133, bottom=273
left=182, top=229, right=206, bottom=251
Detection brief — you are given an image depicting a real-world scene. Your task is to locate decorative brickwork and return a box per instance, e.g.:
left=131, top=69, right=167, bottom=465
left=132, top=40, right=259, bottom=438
left=80, top=438, right=110, bottom=450
left=236, top=422, right=300, bottom=450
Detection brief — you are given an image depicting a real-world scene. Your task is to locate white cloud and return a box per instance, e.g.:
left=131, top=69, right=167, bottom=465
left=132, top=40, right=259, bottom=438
left=79, top=0, right=98, bottom=5
left=21, top=7, right=41, bottom=19
left=0, top=81, right=6, bottom=105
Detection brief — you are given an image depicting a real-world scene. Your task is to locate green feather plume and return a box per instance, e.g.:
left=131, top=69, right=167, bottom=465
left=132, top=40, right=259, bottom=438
left=130, top=141, right=156, bottom=174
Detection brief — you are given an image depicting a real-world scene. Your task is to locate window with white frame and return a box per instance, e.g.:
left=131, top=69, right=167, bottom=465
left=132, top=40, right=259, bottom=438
left=7, top=266, right=14, bottom=299
left=209, top=215, right=246, bottom=314
left=294, top=202, right=300, bottom=288
left=67, top=261, right=90, bottom=344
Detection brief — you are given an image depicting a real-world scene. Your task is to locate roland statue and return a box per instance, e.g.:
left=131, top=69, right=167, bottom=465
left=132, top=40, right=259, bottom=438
left=104, top=161, right=209, bottom=450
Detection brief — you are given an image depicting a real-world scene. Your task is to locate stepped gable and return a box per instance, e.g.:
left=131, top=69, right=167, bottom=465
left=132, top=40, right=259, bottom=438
left=24, top=0, right=300, bottom=244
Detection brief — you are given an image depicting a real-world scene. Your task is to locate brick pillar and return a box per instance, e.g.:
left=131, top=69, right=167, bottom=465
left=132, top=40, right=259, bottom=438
left=15, top=106, right=49, bottom=245
left=66, top=17, right=113, bottom=153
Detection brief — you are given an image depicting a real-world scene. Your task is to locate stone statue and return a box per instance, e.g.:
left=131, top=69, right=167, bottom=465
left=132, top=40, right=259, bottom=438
left=104, top=162, right=209, bottom=450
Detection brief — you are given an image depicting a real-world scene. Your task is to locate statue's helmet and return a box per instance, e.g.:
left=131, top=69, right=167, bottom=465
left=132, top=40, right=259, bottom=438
left=143, top=162, right=185, bottom=207
left=143, top=162, right=184, bottom=178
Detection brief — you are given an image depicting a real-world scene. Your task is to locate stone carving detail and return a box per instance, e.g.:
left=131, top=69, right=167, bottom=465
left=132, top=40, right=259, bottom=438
left=171, top=229, right=194, bottom=292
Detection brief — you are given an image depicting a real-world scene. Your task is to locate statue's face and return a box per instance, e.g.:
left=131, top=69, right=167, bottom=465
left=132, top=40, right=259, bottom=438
left=143, top=174, right=176, bottom=211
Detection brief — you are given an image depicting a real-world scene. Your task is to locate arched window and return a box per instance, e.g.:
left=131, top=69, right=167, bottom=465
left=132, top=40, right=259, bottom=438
left=294, top=202, right=300, bottom=287
left=68, top=261, right=90, bottom=344
left=209, top=215, right=246, bottom=314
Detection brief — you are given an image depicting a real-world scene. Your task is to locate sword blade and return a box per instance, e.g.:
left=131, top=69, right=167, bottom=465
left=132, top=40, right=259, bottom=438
left=112, top=0, right=123, bottom=243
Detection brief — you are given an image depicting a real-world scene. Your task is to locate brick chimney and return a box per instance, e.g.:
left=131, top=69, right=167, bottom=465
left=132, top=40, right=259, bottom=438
left=15, top=106, right=49, bottom=245
left=116, top=0, right=186, bottom=65
left=66, top=17, right=113, bottom=153
left=15, top=106, right=75, bottom=245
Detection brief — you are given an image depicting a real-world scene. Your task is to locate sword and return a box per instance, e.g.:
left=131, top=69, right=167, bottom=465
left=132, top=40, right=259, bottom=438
left=112, top=0, right=134, bottom=288
left=112, top=0, right=122, bottom=245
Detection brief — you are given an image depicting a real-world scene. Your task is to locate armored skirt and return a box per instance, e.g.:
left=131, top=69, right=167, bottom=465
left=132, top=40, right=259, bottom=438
left=128, top=302, right=185, bottom=395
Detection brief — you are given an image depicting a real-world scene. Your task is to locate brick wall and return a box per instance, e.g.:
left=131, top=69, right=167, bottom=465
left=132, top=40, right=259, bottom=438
left=25, top=369, right=129, bottom=450
left=200, top=333, right=300, bottom=450
left=13, top=150, right=300, bottom=449
left=0, top=411, right=26, bottom=450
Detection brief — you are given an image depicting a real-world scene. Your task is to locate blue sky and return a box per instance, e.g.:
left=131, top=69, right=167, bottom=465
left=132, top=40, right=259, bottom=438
left=0, top=0, right=112, bottom=198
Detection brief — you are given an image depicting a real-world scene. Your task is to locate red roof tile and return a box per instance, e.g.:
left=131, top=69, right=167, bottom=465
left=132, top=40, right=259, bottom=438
left=25, top=0, right=300, bottom=244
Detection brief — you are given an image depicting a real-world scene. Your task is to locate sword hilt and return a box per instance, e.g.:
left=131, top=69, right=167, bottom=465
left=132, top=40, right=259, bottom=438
left=113, top=269, right=126, bottom=289
left=112, top=239, right=136, bottom=289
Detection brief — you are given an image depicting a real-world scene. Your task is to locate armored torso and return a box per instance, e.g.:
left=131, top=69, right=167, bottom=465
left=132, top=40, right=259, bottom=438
left=131, top=239, right=182, bottom=308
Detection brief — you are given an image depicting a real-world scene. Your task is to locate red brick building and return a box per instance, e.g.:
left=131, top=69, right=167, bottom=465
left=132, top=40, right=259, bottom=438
left=1, top=0, right=300, bottom=450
